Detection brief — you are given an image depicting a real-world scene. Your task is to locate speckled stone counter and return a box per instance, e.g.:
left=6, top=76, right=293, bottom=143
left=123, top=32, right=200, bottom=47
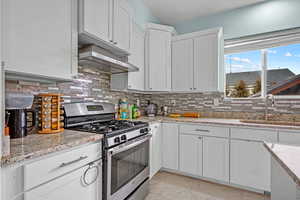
left=264, top=143, right=300, bottom=186
left=135, top=116, right=300, bottom=130
left=1, top=130, right=103, bottom=167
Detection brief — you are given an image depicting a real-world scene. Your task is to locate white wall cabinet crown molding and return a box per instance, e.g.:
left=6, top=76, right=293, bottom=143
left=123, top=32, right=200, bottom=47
left=79, top=0, right=132, bottom=56
left=3, top=0, right=78, bottom=81
left=172, top=28, right=224, bottom=92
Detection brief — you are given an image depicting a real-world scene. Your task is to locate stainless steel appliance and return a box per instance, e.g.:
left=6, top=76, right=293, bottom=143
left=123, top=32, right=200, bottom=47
left=145, top=101, right=157, bottom=117
left=64, top=102, right=150, bottom=200
left=79, top=45, right=139, bottom=74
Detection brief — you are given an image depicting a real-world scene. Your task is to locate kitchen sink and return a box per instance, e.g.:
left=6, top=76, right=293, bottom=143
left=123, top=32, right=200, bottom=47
left=240, top=119, right=300, bottom=126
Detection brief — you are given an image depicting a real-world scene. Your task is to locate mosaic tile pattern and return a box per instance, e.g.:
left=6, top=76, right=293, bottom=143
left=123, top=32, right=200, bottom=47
left=5, top=65, right=300, bottom=121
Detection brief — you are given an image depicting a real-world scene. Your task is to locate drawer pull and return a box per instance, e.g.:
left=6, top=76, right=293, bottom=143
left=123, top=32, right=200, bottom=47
left=59, top=156, right=88, bottom=168
left=195, top=129, right=210, bottom=133
left=198, top=136, right=203, bottom=140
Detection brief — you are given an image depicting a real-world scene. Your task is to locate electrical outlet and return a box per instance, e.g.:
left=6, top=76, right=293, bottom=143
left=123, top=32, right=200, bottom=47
left=171, top=100, right=176, bottom=106
left=213, top=98, right=219, bottom=106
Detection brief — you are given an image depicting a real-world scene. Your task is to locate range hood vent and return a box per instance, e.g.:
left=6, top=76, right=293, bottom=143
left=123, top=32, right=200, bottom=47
left=79, top=45, right=139, bottom=74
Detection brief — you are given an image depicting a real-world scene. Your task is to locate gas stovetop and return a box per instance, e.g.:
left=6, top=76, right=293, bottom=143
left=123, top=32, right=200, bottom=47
left=70, top=120, right=148, bottom=136
left=64, top=102, right=150, bottom=148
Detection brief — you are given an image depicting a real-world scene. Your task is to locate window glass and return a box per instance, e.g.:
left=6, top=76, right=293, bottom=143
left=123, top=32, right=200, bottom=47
left=225, top=50, right=261, bottom=98
left=266, top=44, right=300, bottom=96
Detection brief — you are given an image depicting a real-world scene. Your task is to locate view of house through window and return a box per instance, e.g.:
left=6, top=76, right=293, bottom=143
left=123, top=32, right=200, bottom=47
left=225, top=43, right=300, bottom=98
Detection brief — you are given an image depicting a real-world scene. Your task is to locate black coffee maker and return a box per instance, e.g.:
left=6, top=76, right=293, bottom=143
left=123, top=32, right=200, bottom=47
left=6, top=92, right=36, bottom=139
left=7, top=109, right=35, bottom=138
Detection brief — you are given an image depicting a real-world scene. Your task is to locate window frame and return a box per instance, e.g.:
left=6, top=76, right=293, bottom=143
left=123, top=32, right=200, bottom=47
left=224, top=28, right=300, bottom=99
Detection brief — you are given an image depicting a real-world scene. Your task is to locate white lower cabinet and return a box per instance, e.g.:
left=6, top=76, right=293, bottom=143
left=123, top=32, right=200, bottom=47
left=24, top=161, right=102, bottom=200
left=230, top=139, right=271, bottom=191
left=279, top=130, right=300, bottom=146
left=203, top=137, right=229, bottom=182
left=179, top=134, right=202, bottom=176
left=150, top=123, right=162, bottom=178
left=162, top=123, right=179, bottom=170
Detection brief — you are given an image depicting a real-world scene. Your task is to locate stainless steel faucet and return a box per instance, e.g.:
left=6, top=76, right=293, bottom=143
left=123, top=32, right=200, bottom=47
left=264, top=94, right=275, bottom=120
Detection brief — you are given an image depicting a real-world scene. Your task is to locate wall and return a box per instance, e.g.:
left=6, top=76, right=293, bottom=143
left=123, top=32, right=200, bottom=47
left=128, top=0, right=160, bottom=29
left=149, top=92, right=300, bottom=121
left=5, top=66, right=149, bottom=111
left=175, top=0, right=300, bottom=39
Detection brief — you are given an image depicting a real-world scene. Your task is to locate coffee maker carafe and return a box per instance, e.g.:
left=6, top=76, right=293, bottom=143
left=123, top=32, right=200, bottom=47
left=7, top=109, right=35, bottom=138
left=5, top=92, right=35, bottom=138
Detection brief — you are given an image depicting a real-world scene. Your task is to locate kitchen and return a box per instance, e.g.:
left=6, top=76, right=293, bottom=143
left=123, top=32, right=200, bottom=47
left=1, top=0, right=300, bottom=200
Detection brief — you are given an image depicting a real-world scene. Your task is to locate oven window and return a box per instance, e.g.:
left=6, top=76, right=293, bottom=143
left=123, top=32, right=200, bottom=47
left=111, top=141, right=149, bottom=194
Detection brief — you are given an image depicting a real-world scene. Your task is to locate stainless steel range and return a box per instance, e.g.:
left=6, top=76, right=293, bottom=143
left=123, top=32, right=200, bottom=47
left=64, top=102, right=151, bottom=200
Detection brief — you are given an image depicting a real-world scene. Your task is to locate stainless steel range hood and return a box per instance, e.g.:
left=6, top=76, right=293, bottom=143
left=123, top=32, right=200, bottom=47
left=79, top=45, right=139, bottom=74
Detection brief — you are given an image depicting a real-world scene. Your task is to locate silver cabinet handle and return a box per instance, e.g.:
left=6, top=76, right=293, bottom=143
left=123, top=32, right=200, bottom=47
left=198, top=136, right=202, bottom=139
left=195, top=129, right=210, bottom=133
left=59, top=156, right=88, bottom=168
left=109, top=40, right=114, bottom=43
left=82, top=161, right=100, bottom=186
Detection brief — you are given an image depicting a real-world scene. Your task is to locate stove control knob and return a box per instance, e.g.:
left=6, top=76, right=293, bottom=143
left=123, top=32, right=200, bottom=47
left=121, top=135, right=127, bottom=141
left=140, top=128, right=148, bottom=134
left=114, top=137, right=120, bottom=144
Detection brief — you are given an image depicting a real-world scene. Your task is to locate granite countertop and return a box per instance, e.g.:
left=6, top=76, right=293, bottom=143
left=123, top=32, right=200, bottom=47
left=264, top=143, right=300, bottom=186
left=136, top=116, right=300, bottom=130
left=1, top=130, right=103, bottom=167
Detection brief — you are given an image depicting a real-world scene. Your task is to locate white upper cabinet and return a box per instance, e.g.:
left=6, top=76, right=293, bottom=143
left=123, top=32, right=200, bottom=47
left=79, top=0, right=132, bottom=55
left=172, top=39, right=194, bottom=92
left=113, top=0, right=132, bottom=53
left=128, top=23, right=145, bottom=91
left=172, top=28, right=224, bottom=92
left=145, top=23, right=175, bottom=91
left=3, top=0, right=78, bottom=81
left=79, top=0, right=110, bottom=43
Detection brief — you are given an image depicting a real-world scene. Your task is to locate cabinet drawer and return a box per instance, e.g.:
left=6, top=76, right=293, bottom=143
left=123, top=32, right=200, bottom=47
left=180, top=124, right=229, bottom=138
left=24, top=142, right=101, bottom=190
left=279, top=131, right=300, bottom=146
left=231, top=128, right=277, bottom=142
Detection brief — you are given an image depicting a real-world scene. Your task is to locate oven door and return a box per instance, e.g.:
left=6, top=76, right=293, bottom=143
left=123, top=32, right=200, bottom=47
left=106, top=135, right=151, bottom=200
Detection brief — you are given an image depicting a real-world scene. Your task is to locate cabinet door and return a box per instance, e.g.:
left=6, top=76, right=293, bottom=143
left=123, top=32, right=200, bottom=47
left=150, top=123, right=162, bottom=178
left=146, top=30, right=171, bottom=91
left=3, top=0, right=77, bottom=80
left=113, top=0, right=131, bottom=53
left=172, top=39, right=194, bottom=92
left=193, top=33, right=218, bottom=91
left=230, top=139, right=270, bottom=191
left=128, top=23, right=145, bottom=91
left=24, top=163, right=102, bottom=200
left=162, top=123, right=179, bottom=170
left=80, top=0, right=110, bottom=42
left=179, top=134, right=203, bottom=176
left=203, top=137, right=229, bottom=182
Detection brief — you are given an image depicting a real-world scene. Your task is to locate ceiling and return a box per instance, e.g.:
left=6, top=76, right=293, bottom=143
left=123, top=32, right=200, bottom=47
left=144, top=0, right=266, bottom=25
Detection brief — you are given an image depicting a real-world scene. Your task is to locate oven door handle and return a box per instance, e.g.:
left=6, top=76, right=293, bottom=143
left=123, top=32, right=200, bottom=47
left=109, top=135, right=152, bottom=155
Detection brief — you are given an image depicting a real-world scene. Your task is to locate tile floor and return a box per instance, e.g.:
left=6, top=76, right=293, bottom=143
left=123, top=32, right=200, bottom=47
left=145, top=172, right=270, bottom=200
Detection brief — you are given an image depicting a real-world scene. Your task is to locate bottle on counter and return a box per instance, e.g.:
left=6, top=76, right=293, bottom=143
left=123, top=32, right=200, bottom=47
left=119, top=98, right=129, bottom=120
left=3, top=111, right=11, bottom=156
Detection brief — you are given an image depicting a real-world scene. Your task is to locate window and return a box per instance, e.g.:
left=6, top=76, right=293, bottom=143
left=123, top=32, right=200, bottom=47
left=225, top=28, right=300, bottom=98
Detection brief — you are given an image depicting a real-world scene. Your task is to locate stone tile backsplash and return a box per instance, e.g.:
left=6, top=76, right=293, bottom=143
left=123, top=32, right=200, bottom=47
left=5, top=65, right=300, bottom=121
